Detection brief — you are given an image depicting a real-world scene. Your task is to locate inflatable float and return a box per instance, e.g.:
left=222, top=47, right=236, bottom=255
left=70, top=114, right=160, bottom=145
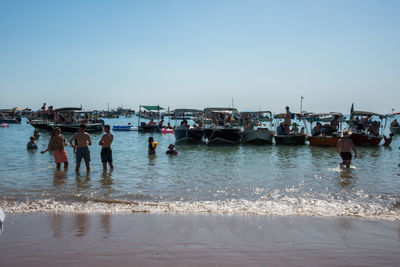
left=0, top=123, right=9, bottom=127
left=161, top=128, right=174, bottom=134
left=112, top=125, right=138, bottom=131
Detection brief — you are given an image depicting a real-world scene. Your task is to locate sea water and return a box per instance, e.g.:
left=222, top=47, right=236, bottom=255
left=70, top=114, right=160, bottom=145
left=1, top=117, right=400, bottom=220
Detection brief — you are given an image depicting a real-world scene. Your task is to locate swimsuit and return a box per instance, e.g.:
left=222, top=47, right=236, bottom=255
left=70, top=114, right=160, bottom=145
left=54, top=149, right=68, bottom=163
left=340, top=152, right=352, bottom=161
left=76, top=147, right=90, bottom=164
left=148, top=143, right=155, bottom=155
left=101, top=147, right=113, bottom=163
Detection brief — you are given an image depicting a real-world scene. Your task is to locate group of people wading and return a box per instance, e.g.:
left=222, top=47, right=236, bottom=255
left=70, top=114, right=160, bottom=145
left=40, top=124, right=114, bottom=171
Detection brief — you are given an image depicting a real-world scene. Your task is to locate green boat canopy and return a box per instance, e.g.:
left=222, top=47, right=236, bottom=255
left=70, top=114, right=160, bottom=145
left=140, top=105, right=164, bottom=111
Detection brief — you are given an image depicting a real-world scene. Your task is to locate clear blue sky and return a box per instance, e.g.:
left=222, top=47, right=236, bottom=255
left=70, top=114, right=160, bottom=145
left=1, top=0, right=399, bottom=114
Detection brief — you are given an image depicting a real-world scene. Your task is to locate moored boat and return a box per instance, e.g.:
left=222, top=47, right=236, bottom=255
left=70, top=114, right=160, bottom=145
left=113, top=125, right=138, bottom=131
left=203, top=108, right=241, bottom=145
left=137, top=105, right=164, bottom=133
left=0, top=109, right=22, bottom=124
left=173, top=109, right=204, bottom=143
left=28, top=107, right=104, bottom=133
left=241, top=111, right=274, bottom=144
left=273, top=112, right=307, bottom=145
left=348, top=107, right=386, bottom=146
left=308, top=112, right=343, bottom=147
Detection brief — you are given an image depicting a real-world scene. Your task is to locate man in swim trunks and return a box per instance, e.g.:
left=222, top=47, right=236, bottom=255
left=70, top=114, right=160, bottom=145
left=41, top=127, right=68, bottom=169
left=70, top=124, right=92, bottom=172
left=98, top=125, right=114, bottom=170
left=336, top=130, right=357, bottom=168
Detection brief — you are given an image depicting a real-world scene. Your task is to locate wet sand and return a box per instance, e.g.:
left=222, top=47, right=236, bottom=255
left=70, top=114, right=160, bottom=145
left=0, top=213, right=399, bottom=266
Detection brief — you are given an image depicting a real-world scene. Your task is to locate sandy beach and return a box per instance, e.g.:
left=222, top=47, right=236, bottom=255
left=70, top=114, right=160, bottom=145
left=0, top=213, right=399, bottom=266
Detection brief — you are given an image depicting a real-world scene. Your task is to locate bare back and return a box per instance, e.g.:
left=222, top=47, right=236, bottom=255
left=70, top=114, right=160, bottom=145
left=337, top=137, right=356, bottom=153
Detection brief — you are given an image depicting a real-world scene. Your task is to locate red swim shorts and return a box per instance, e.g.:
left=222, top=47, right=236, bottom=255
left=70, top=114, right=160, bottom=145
left=54, top=149, right=68, bottom=163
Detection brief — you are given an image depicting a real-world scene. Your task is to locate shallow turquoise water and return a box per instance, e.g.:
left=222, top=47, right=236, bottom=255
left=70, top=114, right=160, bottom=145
left=1, top=117, right=400, bottom=220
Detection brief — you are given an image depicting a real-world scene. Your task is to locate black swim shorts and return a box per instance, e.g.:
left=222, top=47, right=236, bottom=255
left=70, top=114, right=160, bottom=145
left=101, top=147, right=113, bottom=163
left=340, top=152, right=352, bottom=161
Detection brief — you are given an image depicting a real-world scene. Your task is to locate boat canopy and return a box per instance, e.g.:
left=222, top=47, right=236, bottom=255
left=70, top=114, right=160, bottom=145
left=174, top=109, right=203, bottom=114
left=140, top=105, right=164, bottom=111
left=274, top=112, right=305, bottom=119
left=55, top=107, right=82, bottom=112
left=241, top=111, right=272, bottom=115
left=352, top=111, right=386, bottom=119
left=240, top=111, right=272, bottom=120
left=204, top=107, right=238, bottom=114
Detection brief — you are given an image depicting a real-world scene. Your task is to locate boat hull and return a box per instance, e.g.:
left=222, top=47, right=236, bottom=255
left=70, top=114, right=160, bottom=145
left=138, top=125, right=160, bottom=133
left=28, top=120, right=54, bottom=131
left=174, top=129, right=204, bottom=143
left=242, top=129, right=273, bottom=144
left=274, top=134, right=306, bottom=145
left=113, top=125, right=138, bottom=131
left=55, top=123, right=104, bottom=133
left=204, top=128, right=241, bottom=145
left=390, top=126, right=400, bottom=134
left=308, top=136, right=340, bottom=147
left=349, top=132, right=382, bottom=146
left=0, top=119, right=20, bottom=124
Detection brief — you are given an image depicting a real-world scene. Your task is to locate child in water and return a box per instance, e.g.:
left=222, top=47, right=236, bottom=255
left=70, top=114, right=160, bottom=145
left=148, top=137, right=157, bottom=155
left=27, top=136, right=38, bottom=149
left=166, top=144, right=178, bottom=155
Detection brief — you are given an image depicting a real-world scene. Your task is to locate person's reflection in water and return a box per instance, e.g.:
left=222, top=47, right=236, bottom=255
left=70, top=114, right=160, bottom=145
left=100, top=170, right=114, bottom=189
left=75, top=213, right=89, bottom=237
left=75, top=170, right=91, bottom=189
left=50, top=213, right=64, bottom=238
left=53, top=169, right=68, bottom=187
left=337, top=168, right=356, bottom=188
left=148, top=154, right=157, bottom=166
left=100, top=214, right=111, bottom=238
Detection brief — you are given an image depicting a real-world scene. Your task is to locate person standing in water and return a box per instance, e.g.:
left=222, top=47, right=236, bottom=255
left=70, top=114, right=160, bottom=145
left=336, top=130, right=357, bottom=168
left=27, top=136, right=38, bottom=150
left=41, top=127, right=68, bottom=169
left=98, top=125, right=114, bottom=170
left=70, top=124, right=92, bottom=172
left=148, top=136, right=157, bottom=155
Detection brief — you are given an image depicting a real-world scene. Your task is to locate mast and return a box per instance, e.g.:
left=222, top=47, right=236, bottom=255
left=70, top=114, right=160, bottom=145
left=300, top=96, right=303, bottom=113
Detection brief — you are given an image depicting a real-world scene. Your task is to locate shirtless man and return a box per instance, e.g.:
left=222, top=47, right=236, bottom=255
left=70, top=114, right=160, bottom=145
left=41, top=127, right=68, bottom=169
left=336, top=130, right=357, bottom=168
left=70, top=124, right=92, bottom=172
left=98, top=125, right=114, bottom=170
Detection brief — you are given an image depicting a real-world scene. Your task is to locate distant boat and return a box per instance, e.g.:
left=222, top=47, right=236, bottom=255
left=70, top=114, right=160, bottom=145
left=0, top=109, right=21, bottom=124
left=137, top=105, right=164, bottom=133
left=28, top=107, right=104, bottom=133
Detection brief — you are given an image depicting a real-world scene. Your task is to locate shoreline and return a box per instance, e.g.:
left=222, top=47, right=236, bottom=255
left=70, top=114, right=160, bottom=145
left=1, top=212, right=399, bottom=266
left=2, top=197, right=400, bottom=222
